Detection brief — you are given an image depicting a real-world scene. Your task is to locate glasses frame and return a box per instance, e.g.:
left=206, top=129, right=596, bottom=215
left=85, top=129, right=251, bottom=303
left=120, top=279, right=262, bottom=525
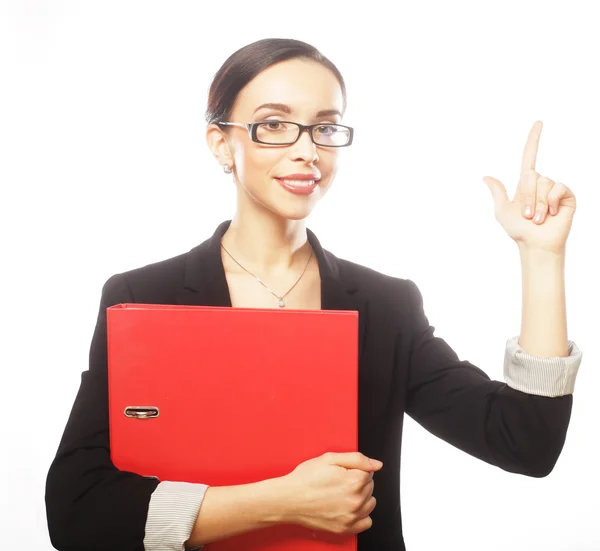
left=217, top=120, right=354, bottom=147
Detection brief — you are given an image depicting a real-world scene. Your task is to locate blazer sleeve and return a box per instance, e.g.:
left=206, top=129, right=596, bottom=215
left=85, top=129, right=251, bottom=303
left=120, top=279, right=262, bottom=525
left=45, top=273, right=161, bottom=550
left=403, top=278, right=573, bottom=478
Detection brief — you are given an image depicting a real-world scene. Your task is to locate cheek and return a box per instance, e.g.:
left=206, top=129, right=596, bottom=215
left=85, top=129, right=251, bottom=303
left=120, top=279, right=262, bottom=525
left=320, top=154, right=340, bottom=187
left=325, top=149, right=341, bottom=170
left=236, top=146, right=280, bottom=180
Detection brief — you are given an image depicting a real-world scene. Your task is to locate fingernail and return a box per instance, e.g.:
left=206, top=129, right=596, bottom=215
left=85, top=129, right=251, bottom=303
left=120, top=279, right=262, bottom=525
left=534, top=211, right=543, bottom=223
left=370, top=459, right=383, bottom=467
left=524, top=206, right=533, bottom=217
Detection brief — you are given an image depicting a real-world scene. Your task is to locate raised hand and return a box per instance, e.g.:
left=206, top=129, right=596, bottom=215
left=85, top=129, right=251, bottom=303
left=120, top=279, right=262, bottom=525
left=483, top=121, right=577, bottom=254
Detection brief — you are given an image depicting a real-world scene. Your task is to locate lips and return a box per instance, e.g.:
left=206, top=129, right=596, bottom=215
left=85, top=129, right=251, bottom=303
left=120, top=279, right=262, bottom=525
left=277, top=173, right=321, bottom=181
left=275, top=177, right=320, bottom=195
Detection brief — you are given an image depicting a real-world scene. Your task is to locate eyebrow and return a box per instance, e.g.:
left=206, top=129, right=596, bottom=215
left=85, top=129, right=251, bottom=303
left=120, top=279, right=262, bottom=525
left=252, top=102, right=342, bottom=118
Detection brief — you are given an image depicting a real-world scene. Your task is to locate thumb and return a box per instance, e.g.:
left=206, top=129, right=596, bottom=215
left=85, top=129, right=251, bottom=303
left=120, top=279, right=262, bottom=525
left=325, top=451, right=383, bottom=471
left=483, top=176, right=509, bottom=209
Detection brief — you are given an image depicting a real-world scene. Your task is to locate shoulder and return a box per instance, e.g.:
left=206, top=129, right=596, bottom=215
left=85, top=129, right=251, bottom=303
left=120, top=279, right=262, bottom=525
left=100, top=248, right=190, bottom=304
left=326, top=248, right=421, bottom=309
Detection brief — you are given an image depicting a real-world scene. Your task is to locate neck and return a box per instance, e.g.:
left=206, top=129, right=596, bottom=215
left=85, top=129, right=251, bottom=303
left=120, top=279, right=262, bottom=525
left=222, top=211, right=312, bottom=276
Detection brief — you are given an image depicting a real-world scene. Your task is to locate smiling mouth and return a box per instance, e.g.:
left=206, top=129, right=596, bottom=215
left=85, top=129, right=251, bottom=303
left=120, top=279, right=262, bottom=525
left=275, top=178, right=320, bottom=195
left=277, top=178, right=318, bottom=186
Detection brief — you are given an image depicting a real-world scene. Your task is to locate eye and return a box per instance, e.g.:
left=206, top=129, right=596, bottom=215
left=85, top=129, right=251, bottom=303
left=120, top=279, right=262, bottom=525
left=259, top=120, right=290, bottom=132
left=315, top=124, right=338, bottom=136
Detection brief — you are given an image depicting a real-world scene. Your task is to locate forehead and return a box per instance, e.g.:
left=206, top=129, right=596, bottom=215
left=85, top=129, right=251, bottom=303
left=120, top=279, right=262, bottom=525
left=232, top=58, right=344, bottom=118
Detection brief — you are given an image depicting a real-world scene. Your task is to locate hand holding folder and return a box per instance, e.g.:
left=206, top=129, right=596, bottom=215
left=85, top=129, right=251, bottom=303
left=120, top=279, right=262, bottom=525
left=281, top=451, right=381, bottom=534
left=107, top=303, right=360, bottom=550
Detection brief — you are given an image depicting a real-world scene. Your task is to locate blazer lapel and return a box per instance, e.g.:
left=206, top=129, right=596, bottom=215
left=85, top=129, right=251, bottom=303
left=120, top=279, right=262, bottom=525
left=175, top=221, right=233, bottom=308
left=309, top=228, right=369, bottom=362
left=175, top=221, right=368, bottom=360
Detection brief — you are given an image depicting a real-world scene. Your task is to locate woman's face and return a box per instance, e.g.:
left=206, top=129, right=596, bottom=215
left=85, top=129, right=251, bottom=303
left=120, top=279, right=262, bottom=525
left=207, top=58, right=346, bottom=221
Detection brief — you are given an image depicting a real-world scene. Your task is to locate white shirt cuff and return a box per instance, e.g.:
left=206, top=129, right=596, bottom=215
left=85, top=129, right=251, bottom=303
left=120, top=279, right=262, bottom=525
left=504, top=335, right=582, bottom=397
left=144, top=480, right=210, bottom=551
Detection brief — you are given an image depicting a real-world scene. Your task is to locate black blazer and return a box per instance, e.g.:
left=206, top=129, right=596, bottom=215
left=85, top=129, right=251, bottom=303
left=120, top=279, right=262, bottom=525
left=45, top=220, right=573, bottom=551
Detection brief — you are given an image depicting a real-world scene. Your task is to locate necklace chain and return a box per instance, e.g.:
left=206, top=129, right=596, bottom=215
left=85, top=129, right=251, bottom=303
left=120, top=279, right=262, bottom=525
left=221, top=242, right=313, bottom=308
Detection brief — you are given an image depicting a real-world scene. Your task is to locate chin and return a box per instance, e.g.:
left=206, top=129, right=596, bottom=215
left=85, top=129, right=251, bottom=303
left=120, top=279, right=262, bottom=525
left=265, top=192, right=321, bottom=220
left=244, top=181, right=328, bottom=221
left=270, top=205, right=315, bottom=222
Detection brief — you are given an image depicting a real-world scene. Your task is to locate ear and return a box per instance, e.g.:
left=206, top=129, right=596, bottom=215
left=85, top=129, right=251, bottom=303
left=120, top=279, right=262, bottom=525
left=206, top=124, right=234, bottom=168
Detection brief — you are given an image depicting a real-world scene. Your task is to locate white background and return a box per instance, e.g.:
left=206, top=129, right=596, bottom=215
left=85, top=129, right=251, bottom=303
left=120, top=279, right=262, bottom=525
left=1, top=1, right=599, bottom=549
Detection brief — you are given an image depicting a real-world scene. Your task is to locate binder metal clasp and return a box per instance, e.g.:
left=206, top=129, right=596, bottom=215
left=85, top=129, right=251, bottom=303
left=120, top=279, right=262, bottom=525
left=124, top=406, right=160, bottom=419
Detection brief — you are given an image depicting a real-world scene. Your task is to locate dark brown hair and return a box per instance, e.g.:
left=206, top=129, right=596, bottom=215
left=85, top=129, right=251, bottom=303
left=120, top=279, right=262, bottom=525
left=204, top=38, right=347, bottom=126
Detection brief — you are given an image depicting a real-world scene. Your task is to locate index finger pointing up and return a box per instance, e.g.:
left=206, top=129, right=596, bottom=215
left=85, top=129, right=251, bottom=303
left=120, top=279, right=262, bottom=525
left=521, top=120, right=543, bottom=176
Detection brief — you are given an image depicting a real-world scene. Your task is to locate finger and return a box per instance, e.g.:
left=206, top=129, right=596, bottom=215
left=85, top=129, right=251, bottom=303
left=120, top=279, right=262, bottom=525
left=358, top=488, right=376, bottom=512
left=520, top=120, right=543, bottom=178
left=348, top=468, right=373, bottom=480
left=328, top=451, right=381, bottom=471
left=353, top=514, right=373, bottom=534
left=483, top=175, right=510, bottom=209
left=348, top=469, right=374, bottom=486
left=359, top=496, right=377, bottom=520
left=358, top=481, right=375, bottom=504
left=518, top=168, right=538, bottom=218
left=367, top=496, right=376, bottom=515
left=533, top=176, right=553, bottom=224
left=547, top=181, right=573, bottom=214
left=353, top=476, right=375, bottom=499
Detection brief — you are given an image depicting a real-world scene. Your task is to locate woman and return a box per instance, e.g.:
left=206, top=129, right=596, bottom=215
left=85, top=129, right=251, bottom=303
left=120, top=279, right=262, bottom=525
left=45, top=38, right=582, bottom=551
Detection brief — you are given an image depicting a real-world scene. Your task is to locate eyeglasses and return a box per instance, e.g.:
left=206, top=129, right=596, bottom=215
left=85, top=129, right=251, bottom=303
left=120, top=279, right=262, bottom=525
left=217, top=120, right=354, bottom=147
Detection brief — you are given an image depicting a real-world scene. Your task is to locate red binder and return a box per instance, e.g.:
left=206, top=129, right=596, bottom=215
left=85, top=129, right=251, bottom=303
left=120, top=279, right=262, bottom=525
left=107, top=303, right=358, bottom=551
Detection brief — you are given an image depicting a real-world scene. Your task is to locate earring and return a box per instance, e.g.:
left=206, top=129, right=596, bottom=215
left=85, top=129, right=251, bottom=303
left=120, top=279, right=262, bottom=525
left=223, top=165, right=233, bottom=174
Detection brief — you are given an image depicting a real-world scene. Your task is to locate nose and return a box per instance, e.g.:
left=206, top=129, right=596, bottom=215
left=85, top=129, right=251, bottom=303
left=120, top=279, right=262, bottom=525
left=291, top=127, right=319, bottom=162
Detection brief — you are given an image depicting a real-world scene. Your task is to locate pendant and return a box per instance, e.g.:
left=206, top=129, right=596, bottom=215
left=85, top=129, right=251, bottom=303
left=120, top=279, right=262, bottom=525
left=278, top=299, right=285, bottom=308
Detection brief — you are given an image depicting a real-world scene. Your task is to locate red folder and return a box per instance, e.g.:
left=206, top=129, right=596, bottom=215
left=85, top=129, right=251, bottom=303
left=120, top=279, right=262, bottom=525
left=107, top=303, right=358, bottom=551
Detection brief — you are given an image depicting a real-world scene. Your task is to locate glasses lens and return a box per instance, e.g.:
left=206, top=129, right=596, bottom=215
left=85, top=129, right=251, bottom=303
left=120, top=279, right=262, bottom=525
left=312, top=124, right=351, bottom=146
left=256, top=122, right=300, bottom=144
left=255, top=122, right=351, bottom=146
